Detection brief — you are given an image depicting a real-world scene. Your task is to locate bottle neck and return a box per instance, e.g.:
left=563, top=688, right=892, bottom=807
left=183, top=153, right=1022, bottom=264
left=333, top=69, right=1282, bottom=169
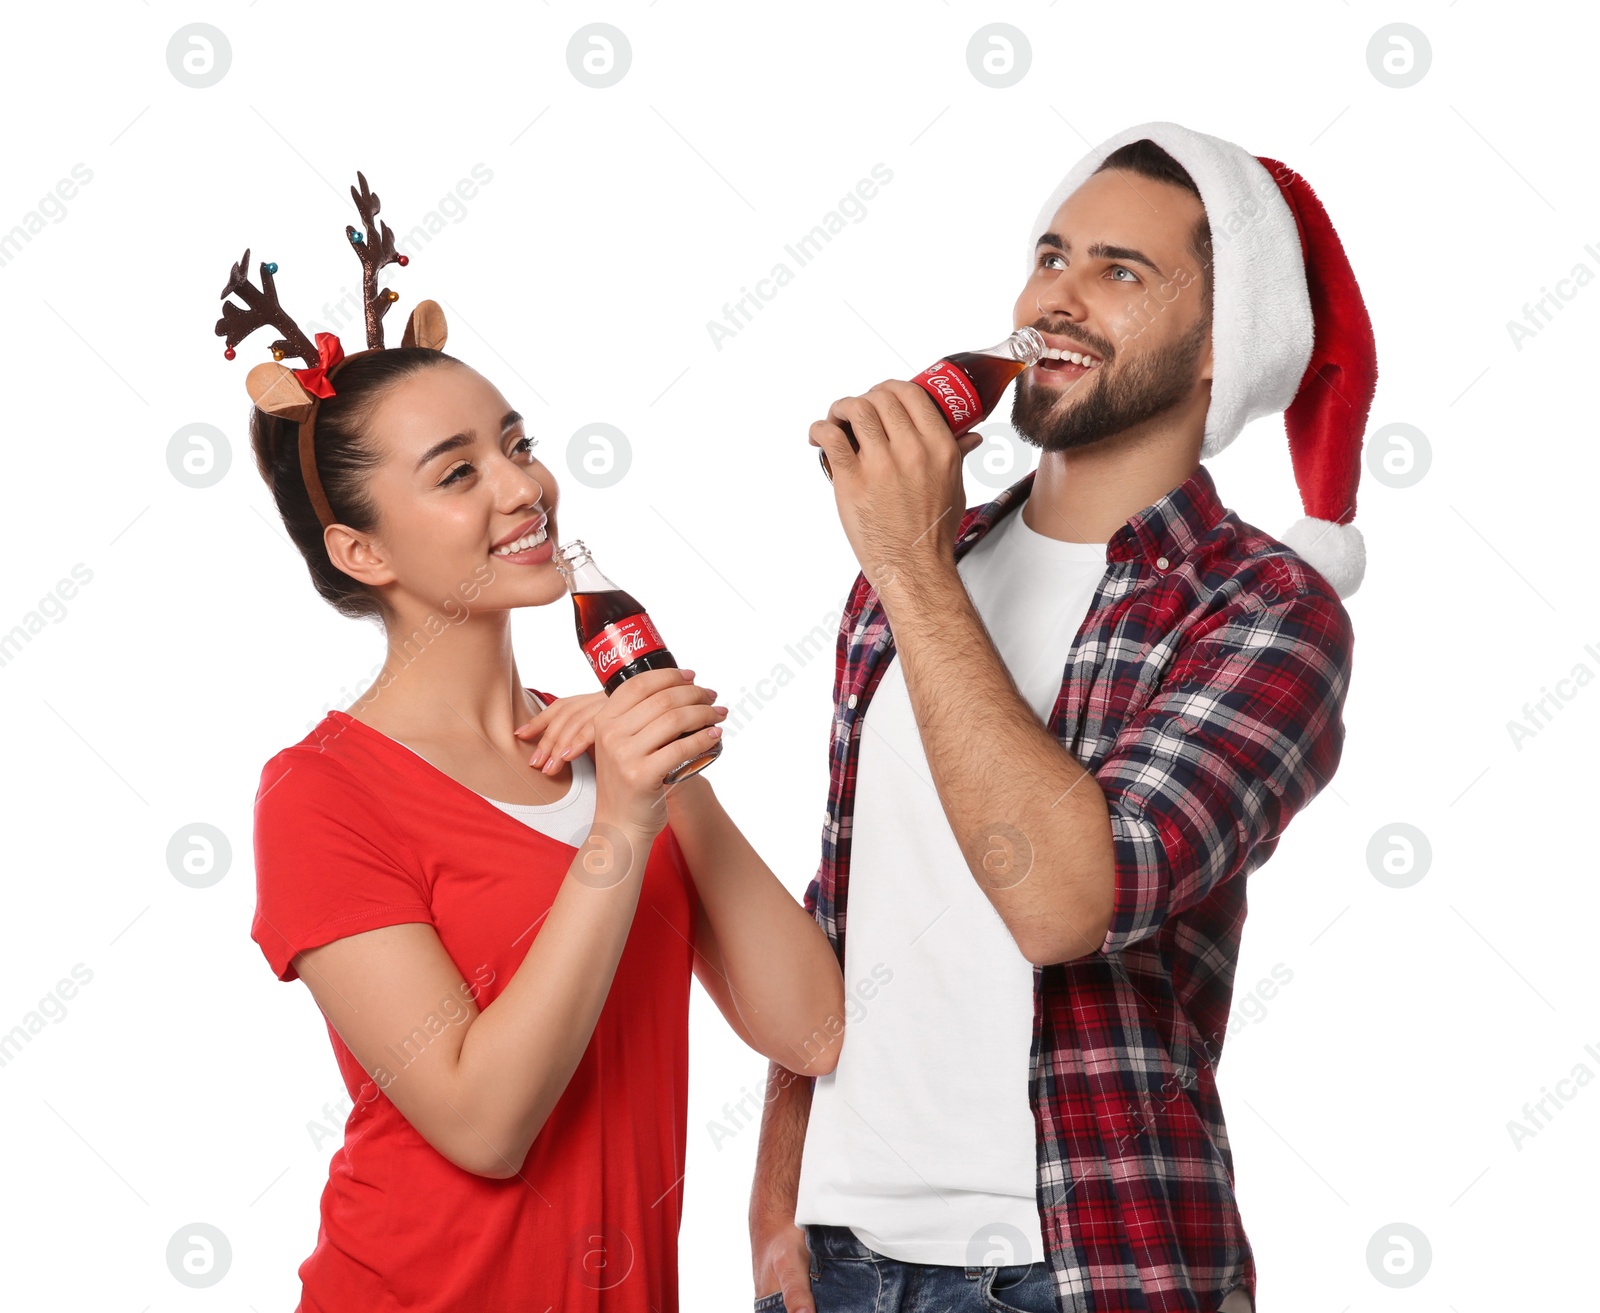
left=974, top=326, right=1046, bottom=366
left=554, top=540, right=617, bottom=593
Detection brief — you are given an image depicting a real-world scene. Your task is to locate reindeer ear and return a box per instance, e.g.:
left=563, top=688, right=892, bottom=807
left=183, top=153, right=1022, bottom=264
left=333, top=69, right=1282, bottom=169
left=246, top=362, right=317, bottom=422
left=401, top=299, right=448, bottom=351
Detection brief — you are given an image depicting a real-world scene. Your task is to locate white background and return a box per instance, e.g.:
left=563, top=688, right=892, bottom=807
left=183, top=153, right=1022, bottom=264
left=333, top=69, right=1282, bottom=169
left=0, top=1, right=1594, bottom=1308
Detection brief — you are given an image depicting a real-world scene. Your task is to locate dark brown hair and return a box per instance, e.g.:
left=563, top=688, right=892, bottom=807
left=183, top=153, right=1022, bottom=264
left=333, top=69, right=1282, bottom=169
left=1093, top=139, right=1213, bottom=323
left=249, top=347, right=462, bottom=624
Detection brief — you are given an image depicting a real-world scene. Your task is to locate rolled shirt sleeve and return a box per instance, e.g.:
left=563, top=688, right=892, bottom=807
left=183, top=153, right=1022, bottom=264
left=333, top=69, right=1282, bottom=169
left=1095, top=584, right=1353, bottom=956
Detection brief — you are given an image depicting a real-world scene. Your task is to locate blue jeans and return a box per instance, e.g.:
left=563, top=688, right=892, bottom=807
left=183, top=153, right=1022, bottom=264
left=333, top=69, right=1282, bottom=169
left=754, top=1223, right=1061, bottom=1313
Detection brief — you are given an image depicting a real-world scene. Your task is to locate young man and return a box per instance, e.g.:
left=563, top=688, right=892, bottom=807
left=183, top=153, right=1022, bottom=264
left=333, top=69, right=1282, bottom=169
left=750, top=122, right=1376, bottom=1313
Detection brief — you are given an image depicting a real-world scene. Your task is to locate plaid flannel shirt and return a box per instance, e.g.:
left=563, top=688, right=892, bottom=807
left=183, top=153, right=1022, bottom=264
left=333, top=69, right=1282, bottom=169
left=803, top=462, right=1354, bottom=1312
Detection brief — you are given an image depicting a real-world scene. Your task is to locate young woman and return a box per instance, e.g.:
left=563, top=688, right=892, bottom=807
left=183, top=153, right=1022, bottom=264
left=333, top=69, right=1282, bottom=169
left=249, top=344, right=844, bottom=1311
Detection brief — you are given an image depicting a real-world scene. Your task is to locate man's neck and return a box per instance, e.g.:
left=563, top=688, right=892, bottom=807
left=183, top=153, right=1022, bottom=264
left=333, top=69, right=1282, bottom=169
left=1021, top=426, right=1204, bottom=545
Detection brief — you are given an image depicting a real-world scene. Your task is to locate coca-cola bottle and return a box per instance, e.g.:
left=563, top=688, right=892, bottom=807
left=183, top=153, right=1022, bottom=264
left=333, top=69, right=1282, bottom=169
left=819, top=326, right=1047, bottom=480
left=554, top=539, right=721, bottom=785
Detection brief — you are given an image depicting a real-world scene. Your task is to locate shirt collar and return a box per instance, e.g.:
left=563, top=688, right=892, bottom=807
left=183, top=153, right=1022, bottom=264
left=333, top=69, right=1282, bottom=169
left=957, top=462, right=1225, bottom=571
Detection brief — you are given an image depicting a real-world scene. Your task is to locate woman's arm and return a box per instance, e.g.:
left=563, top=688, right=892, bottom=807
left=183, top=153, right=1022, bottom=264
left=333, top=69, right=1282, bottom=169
left=293, top=832, right=650, bottom=1181
left=291, top=668, right=725, bottom=1180
left=665, top=774, right=845, bottom=1076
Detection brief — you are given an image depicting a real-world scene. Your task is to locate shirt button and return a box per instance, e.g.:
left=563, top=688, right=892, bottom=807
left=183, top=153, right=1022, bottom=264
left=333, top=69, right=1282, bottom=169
left=847, top=693, right=858, bottom=708
left=1155, top=556, right=1170, bottom=570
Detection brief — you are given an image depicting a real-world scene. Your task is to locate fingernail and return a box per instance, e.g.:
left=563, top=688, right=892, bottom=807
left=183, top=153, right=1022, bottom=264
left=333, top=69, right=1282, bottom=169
left=680, top=668, right=695, bottom=679
left=714, top=705, right=728, bottom=716
left=530, top=749, right=544, bottom=766
left=708, top=725, right=722, bottom=737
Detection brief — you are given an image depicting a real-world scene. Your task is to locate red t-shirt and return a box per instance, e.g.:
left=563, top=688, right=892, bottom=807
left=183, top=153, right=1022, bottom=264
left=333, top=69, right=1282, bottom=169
left=251, top=691, right=698, bottom=1312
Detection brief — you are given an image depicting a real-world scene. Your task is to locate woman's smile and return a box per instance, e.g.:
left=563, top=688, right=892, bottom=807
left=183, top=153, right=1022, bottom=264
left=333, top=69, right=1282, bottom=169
left=491, top=518, right=555, bottom=564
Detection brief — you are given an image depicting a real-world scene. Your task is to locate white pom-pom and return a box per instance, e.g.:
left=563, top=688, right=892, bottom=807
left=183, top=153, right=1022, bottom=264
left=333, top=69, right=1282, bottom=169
left=1280, top=517, right=1365, bottom=599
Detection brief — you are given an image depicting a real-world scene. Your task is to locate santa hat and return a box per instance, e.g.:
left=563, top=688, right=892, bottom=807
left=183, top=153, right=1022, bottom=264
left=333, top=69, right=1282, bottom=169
left=1027, top=121, right=1378, bottom=599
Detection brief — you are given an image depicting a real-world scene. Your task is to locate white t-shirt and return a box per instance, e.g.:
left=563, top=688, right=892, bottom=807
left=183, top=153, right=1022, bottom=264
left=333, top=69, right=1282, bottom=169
left=794, top=495, right=1108, bottom=1266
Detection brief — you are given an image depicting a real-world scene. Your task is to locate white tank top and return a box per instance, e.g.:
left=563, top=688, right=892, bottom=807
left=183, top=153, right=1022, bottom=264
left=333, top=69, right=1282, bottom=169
left=476, top=749, right=597, bottom=847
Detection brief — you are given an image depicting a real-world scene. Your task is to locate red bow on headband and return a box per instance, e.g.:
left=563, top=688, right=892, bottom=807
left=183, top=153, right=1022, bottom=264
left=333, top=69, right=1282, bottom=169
left=293, top=332, right=345, bottom=399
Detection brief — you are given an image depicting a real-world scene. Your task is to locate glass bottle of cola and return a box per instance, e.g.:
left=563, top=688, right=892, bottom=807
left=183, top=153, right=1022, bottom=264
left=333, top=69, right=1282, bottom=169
left=554, top=539, right=722, bottom=785
left=819, top=326, right=1047, bottom=480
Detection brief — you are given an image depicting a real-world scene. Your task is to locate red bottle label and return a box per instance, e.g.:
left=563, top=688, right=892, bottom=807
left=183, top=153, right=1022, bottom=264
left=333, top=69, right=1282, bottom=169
left=912, top=359, right=984, bottom=433
left=581, top=612, right=668, bottom=682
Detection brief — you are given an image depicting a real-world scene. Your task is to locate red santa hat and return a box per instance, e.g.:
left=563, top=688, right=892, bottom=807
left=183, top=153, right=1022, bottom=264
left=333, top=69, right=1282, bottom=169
left=1027, top=121, right=1378, bottom=599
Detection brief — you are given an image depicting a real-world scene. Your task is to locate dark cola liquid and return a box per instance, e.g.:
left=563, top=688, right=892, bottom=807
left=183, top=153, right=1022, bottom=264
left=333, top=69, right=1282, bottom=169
left=574, top=588, right=679, bottom=693
left=572, top=588, right=721, bottom=783
left=837, top=350, right=1029, bottom=450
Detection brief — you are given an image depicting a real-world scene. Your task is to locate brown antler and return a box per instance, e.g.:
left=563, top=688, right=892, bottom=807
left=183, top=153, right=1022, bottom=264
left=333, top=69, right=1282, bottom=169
left=346, top=170, right=404, bottom=349
left=215, top=248, right=320, bottom=367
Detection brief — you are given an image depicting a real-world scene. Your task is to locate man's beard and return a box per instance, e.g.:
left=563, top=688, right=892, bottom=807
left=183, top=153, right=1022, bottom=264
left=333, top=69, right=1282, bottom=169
left=1011, top=313, right=1210, bottom=453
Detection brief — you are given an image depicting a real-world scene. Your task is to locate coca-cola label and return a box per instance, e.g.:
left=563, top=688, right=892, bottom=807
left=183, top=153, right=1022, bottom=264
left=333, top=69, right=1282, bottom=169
left=581, top=611, right=668, bottom=681
left=913, top=359, right=983, bottom=431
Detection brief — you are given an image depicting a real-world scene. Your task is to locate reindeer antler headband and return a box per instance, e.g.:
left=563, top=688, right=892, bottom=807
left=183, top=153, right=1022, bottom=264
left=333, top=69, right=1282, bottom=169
left=214, top=170, right=449, bottom=529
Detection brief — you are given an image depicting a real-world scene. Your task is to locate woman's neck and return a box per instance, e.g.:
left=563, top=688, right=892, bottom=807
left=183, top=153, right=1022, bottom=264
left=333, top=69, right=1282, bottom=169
left=346, top=612, right=544, bottom=744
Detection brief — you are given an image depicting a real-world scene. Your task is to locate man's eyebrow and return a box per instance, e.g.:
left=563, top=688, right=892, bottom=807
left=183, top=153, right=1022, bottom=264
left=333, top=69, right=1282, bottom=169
left=1034, top=232, right=1165, bottom=278
left=414, top=410, right=525, bottom=472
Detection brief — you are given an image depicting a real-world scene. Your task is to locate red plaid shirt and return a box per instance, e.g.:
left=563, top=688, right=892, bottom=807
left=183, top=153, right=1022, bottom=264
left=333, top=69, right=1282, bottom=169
left=803, top=462, right=1354, bottom=1312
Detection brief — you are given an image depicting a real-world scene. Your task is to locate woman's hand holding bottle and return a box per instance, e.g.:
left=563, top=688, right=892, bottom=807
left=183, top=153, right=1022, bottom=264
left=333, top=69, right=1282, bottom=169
left=585, top=668, right=726, bottom=841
